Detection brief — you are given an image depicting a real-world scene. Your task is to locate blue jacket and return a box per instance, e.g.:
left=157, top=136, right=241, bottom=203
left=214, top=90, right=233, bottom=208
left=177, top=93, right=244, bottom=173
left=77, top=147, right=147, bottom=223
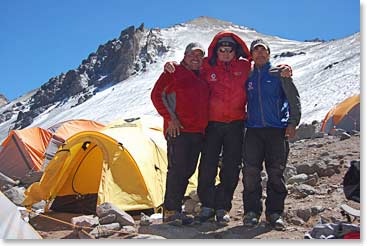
left=245, top=62, right=301, bottom=128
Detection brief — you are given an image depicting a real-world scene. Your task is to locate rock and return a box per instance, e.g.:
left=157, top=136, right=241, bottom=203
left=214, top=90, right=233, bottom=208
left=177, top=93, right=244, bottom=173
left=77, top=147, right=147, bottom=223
left=130, top=234, right=166, bottom=239
left=284, top=166, right=298, bottom=182
left=188, top=190, right=200, bottom=202
left=99, top=213, right=117, bottom=225
left=311, top=206, right=325, bottom=216
left=313, top=132, right=325, bottom=138
left=138, top=223, right=199, bottom=239
left=121, top=225, right=137, bottom=234
left=77, top=229, right=95, bottom=239
left=139, top=213, right=151, bottom=226
left=89, top=223, right=121, bottom=238
left=289, top=217, right=305, bottom=226
left=183, top=198, right=200, bottom=215
left=291, top=184, right=316, bottom=199
left=294, top=124, right=316, bottom=141
left=296, top=208, right=312, bottom=222
left=0, top=94, right=9, bottom=107
left=149, top=213, right=163, bottom=224
left=96, top=202, right=135, bottom=226
left=32, top=200, right=46, bottom=211
left=287, top=173, right=308, bottom=184
left=296, top=163, right=318, bottom=175
left=3, top=186, right=25, bottom=205
left=304, top=173, right=319, bottom=186
left=71, top=215, right=99, bottom=228
left=320, top=152, right=329, bottom=157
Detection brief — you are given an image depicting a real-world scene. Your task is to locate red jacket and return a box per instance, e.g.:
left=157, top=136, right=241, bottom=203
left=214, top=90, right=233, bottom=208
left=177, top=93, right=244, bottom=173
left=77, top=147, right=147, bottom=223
left=151, top=64, right=209, bottom=136
left=203, top=31, right=251, bottom=122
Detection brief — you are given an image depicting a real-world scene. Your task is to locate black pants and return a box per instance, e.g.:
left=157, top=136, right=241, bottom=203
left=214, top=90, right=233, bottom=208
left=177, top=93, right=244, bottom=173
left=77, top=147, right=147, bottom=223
left=242, top=127, right=289, bottom=216
left=164, top=132, right=204, bottom=211
left=198, top=120, right=244, bottom=211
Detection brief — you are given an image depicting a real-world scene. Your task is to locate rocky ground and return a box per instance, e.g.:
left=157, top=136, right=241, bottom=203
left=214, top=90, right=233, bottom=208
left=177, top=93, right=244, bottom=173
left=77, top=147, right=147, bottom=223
left=2, top=126, right=360, bottom=240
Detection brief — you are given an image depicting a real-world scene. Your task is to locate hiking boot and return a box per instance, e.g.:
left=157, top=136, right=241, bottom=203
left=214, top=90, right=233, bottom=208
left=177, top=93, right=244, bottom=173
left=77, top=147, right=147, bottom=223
left=216, top=209, right=230, bottom=225
left=163, top=210, right=194, bottom=225
left=197, top=206, right=215, bottom=223
left=243, top=212, right=260, bottom=227
left=266, top=213, right=286, bottom=231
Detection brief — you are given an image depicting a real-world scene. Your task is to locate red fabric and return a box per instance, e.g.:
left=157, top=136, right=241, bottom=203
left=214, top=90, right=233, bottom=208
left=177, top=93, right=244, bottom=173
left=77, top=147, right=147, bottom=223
left=343, top=232, right=360, bottom=239
left=151, top=64, right=209, bottom=136
left=203, top=31, right=251, bottom=122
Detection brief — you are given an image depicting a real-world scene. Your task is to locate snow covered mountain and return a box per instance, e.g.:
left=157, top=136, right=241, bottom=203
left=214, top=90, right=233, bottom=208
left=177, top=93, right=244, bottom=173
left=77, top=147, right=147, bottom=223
left=0, top=17, right=360, bottom=142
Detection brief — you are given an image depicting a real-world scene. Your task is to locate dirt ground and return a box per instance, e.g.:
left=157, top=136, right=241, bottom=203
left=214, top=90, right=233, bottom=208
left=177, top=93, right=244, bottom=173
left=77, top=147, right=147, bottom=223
left=29, top=134, right=360, bottom=239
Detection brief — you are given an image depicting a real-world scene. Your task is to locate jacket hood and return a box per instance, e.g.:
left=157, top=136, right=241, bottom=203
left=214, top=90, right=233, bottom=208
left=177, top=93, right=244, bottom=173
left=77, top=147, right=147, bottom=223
left=207, top=31, right=251, bottom=66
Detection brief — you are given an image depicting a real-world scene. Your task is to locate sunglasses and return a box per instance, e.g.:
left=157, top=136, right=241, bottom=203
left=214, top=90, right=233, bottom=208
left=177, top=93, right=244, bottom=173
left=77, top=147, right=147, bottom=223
left=218, top=47, right=234, bottom=53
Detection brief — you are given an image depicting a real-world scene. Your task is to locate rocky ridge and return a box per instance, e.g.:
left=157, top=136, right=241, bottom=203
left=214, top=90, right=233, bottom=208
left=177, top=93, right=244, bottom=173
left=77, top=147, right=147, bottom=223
left=7, top=24, right=168, bottom=129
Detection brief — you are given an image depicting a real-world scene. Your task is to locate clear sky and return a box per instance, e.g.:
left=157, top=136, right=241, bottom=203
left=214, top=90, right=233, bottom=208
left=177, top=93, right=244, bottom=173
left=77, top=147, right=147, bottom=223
left=0, top=0, right=360, bottom=101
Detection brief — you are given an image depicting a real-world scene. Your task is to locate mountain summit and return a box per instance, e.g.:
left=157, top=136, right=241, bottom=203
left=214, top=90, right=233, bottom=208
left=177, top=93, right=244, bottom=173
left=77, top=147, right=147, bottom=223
left=0, top=18, right=360, bottom=142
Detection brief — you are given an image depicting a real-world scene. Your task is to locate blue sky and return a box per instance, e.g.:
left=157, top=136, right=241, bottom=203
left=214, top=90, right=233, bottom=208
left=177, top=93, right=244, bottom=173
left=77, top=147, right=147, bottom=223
left=0, top=0, right=360, bottom=100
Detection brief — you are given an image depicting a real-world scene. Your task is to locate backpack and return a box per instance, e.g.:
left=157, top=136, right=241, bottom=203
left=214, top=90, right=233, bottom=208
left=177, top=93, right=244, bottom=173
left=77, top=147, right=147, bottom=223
left=342, top=160, right=360, bottom=203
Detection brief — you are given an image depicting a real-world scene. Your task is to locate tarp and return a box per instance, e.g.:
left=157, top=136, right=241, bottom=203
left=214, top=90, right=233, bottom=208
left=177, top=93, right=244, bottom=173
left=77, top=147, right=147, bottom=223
left=23, top=116, right=198, bottom=213
left=0, top=191, right=41, bottom=239
left=321, top=94, right=360, bottom=134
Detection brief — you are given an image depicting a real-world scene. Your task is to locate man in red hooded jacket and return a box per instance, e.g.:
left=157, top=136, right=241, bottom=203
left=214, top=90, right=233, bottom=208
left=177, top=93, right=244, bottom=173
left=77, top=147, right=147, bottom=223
left=196, top=31, right=251, bottom=224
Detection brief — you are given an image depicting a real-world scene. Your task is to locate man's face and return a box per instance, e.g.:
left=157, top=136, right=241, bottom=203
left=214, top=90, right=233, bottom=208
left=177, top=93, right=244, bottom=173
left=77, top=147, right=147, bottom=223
left=217, top=46, right=235, bottom=63
left=183, top=49, right=204, bottom=70
left=252, top=45, right=270, bottom=67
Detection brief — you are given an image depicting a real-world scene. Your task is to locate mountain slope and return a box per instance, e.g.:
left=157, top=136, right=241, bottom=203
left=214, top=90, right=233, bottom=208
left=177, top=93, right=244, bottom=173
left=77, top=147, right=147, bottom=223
left=0, top=17, right=360, bottom=142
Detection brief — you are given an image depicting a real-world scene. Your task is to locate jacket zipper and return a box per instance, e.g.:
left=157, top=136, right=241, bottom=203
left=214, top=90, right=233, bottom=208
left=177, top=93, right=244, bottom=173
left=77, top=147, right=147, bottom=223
left=257, top=68, right=266, bottom=126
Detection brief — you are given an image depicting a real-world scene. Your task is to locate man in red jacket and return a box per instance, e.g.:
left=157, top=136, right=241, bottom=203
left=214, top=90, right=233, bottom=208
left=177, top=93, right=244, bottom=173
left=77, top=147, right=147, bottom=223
left=151, top=42, right=209, bottom=225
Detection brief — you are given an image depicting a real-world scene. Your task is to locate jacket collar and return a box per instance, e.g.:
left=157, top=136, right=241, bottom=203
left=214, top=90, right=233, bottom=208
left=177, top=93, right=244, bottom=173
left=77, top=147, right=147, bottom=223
left=254, top=61, right=271, bottom=72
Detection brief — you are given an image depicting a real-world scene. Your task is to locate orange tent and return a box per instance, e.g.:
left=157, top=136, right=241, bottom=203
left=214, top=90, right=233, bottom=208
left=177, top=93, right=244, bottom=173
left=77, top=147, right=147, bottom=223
left=0, top=128, right=52, bottom=178
left=0, top=119, right=106, bottom=178
left=47, top=119, right=106, bottom=140
left=321, top=94, right=360, bottom=134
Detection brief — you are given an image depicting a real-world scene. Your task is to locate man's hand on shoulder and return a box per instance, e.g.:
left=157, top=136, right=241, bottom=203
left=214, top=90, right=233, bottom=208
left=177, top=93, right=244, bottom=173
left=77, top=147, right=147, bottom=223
left=164, top=61, right=179, bottom=73
left=277, top=64, right=293, bottom=78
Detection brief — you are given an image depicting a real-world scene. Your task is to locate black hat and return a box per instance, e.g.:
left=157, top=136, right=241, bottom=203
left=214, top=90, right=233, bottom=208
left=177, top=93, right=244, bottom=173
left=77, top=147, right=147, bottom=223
left=217, top=36, right=237, bottom=47
left=250, top=39, right=270, bottom=54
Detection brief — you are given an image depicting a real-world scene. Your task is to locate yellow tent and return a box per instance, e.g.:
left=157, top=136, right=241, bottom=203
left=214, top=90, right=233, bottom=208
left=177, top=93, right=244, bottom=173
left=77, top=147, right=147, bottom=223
left=23, top=116, right=198, bottom=213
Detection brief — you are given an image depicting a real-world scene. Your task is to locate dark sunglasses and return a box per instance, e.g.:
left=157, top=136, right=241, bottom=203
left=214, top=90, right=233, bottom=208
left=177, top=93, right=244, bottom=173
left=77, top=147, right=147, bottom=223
left=218, top=47, right=234, bottom=53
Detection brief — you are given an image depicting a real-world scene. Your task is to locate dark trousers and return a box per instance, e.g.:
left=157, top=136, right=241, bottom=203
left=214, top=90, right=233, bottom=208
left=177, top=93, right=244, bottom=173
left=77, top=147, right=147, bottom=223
left=164, top=132, right=204, bottom=211
left=198, top=120, right=244, bottom=211
left=242, top=127, right=289, bottom=216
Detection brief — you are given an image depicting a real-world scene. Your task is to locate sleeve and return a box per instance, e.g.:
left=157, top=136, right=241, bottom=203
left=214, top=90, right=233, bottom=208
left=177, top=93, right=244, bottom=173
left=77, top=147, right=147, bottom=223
left=151, top=72, right=177, bottom=121
left=280, top=77, right=301, bottom=127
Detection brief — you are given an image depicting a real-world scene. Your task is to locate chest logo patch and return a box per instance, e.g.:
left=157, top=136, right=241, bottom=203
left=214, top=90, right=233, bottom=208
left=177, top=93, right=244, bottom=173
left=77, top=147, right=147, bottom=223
left=209, top=73, right=217, bottom=81
left=234, top=72, right=242, bottom=76
left=248, top=81, right=254, bottom=91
